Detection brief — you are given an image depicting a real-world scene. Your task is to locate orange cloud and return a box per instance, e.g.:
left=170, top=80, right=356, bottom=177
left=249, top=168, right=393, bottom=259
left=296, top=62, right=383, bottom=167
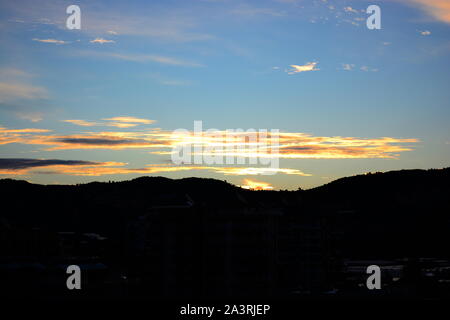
left=408, top=0, right=450, bottom=23
left=63, top=116, right=155, bottom=128
left=0, top=125, right=418, bottom=158
left=0, top=160, right=310, bottom=177
left=102, top=116, right=155, bottom=124
left=90, top=38, right=115, bottom=44
left=154, top=131, right=418, bottom=159
left=0, top=127, right=51, bottom=133
left=241, top=179, right=273, bottom=190
left=213, top=167, right=310, bottom=176
left=106, top=122, right=140, bottom=128
left=63, top=120, right=101, bottom=127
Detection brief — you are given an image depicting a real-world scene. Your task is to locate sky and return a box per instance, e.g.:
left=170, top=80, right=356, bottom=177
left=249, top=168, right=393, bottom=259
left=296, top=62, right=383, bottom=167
left=0, top=0, right=449, bottom=190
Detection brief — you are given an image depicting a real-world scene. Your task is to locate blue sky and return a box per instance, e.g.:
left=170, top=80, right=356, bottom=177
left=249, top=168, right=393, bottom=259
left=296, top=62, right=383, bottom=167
left=0, top=0, right=449, bottom=189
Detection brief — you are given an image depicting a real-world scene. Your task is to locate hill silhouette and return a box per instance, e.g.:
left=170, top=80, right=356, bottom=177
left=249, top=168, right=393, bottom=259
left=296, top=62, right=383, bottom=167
left=307, top=167, right=450, bottom=208
left=1, top=167, right=450, bottom=299
left=1, top=167, right=449, bottom=230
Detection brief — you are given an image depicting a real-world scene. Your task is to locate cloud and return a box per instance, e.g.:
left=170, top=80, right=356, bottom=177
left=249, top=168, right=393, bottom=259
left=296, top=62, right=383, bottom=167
left=360, top=65, right=378, bottom=72
left=157, top=131, right=418, bottom=160
left=64, top=119, right=139, bottom=128
left=403, top=0, right=450, bottom=24
left=0, top=67, right=49, bottom=122
left=215, top=167, right=310, bottom=176
left=0, top=126, right=52, bottom=146
left=136, top=165, right=310, bottom=177
left=0, top=127, right=168, bottom=150
left=241, top=179, right=273, bottom=190
left=89, top=38, right=115, bottom=44
left=79, top=51, right=203, bottom=67
left=106, top=122, right=141, bottom=128
left=286, top=62, right=319, bottom=74
left=52, top=137, right=149, bottom=147
left=0, top=123, right=419, bottom=179
left=116, top=54, right=202, bottom=67
left=0, top=82, right=47, bottom=102
left=342, top=63, right=355, bottom=71
left=0, top=158, right=125, bottom=175
left=63, top=116, right=155, bottom=128
left=0, top=158, right=100, bottom=170
left=420, top=30, right=431, bottom=36
left=102, top=116, right=155, bottom=124
left=339, top=64, right=377, bottom=72
left=0, top=160, right=309, bottom=178
left=0, top=127, right=51, bottom=133
left=0, top=68, right=33, bottom=78
left=15, top=111, right=43, bottom=122
left=63, top=120, right=101, bottom=127
left=79, top=11, right=214, bottom=42
left=32, top=38, right=66, bottom=44
left=0, top=124, right=418, bottom=159
left=344, top=6, right=358, bottom=13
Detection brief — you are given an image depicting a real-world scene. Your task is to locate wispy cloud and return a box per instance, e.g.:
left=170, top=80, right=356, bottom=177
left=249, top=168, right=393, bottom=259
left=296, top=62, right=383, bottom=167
left=63, top=116, right=155, bottom=128
left=286, top=62, right=319, bottom=74
left=79, top=51, right=203, bottom=67
left=0, top=127, right=51, bottom=133
left=32, top=38, right=66, bottom=44
left=0, top=68, right=34, bottom=78
left=342, top=63, right=355, bottom=71
left=0, top=82, right=47, bottom=102
left=216, top=167, right=310, bottom=176
left=16, top=112, right=44, bottom=123
left=89, top=38, right=115, bottom=44
left=419, top=30, right=431, bottom=36
left=0, top=67, right=48, bottom=122
left=102, top=116, right=155, bottom=124
left=340, top=64, right=378, bottom=72
left=343, top=6, right=358, bottom=14
left=0, top=68, right=46, bottom=103
left=360, top=65, right=378, bottom=72
left=63, top=120, right=101, bottom=127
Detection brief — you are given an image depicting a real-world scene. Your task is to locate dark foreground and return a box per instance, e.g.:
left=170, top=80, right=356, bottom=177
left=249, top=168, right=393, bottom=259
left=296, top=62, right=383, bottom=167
left=1, top=168, right=450, bottom=300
